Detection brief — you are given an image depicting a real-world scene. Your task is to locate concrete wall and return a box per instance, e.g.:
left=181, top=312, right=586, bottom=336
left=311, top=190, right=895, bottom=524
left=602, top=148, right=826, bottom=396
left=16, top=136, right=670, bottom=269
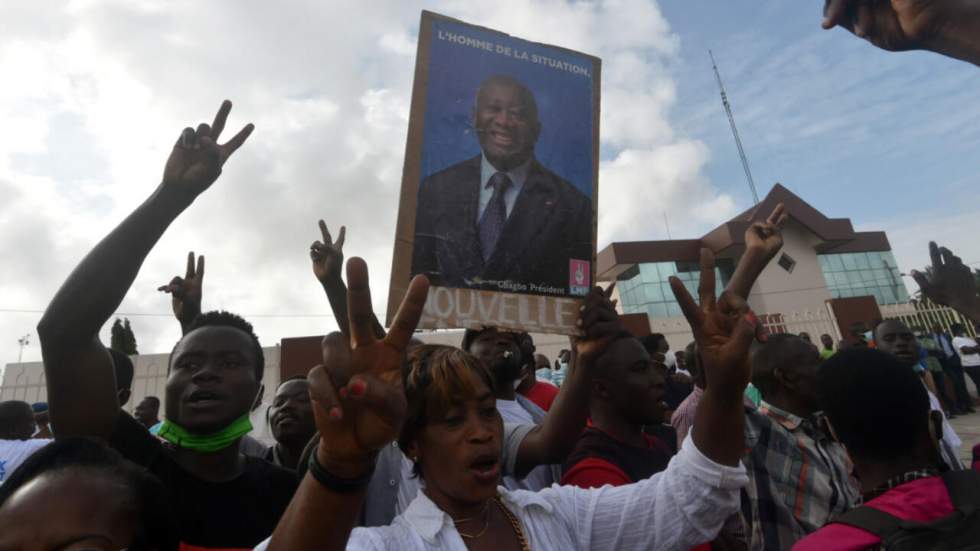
left=0, top=331, right=575, bottom=414
left=746, top=221, right=834, bottom=317
left=1, top=347, right=283, bottom=423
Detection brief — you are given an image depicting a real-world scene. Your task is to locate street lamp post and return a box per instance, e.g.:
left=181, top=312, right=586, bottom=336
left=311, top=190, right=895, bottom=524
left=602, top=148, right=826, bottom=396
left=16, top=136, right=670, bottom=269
left=17, top=334, right=30, bottom=364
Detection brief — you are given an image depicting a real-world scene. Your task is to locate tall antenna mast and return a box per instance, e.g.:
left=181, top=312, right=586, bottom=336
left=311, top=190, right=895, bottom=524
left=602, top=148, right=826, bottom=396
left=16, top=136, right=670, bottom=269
left=709, top=50, right=759, bottom=204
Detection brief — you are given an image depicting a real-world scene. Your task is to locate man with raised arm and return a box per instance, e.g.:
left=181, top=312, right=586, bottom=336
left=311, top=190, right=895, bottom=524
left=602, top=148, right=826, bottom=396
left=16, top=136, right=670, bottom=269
left=37, top=101, right=296, bottom=549
left=158, top=251, right=275, bottom=455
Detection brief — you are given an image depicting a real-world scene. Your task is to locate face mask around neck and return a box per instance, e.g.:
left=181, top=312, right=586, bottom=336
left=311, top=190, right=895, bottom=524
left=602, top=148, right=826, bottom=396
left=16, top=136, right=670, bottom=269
left=156, top=413, right=253, bottom=453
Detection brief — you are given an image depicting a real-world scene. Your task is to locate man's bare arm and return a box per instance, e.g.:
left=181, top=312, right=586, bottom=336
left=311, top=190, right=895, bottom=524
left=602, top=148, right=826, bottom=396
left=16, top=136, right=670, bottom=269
left=158, top=251, right=205, bottom=335
left=310, top=221, right=385, bottom=339
left=513, top=285, right=619, bottom=476
left=726, top=203, right=787, bottom=301
left=38, top=101, right=253, bottom=439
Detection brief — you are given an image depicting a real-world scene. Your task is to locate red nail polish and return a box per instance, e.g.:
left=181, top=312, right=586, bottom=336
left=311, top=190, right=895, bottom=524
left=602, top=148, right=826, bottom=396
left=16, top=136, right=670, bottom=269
left=338, top=387, right=348, bottom=399
left=329, top=407, right=342, bottom=419
left=350, top=380, right=367, bottom=396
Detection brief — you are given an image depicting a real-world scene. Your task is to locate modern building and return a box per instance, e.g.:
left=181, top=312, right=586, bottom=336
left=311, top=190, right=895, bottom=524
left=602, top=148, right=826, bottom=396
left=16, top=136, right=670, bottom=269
left=598, top=184, right=912, bottom=345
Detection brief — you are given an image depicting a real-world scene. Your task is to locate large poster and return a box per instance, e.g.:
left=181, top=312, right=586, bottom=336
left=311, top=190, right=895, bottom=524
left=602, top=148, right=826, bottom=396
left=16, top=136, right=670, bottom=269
left=387, top=11, right=600, bottom=335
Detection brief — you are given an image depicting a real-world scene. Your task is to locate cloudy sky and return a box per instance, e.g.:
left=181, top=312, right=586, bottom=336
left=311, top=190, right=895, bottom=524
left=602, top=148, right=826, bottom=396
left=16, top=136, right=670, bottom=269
left=1, top=0, right=978, bottom=368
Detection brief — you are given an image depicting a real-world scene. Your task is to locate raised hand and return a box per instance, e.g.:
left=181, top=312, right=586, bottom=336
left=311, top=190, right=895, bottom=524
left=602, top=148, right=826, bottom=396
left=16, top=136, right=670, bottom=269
left=574, top=283, right=621, bottom=363
left=745, top=203, right=787, bottom=261
left=912, top=241, right=980, bottom=322
left=311, top=221, right=346, bottom=284
left=158, top=251, right=204, bottom=332
left=821, top=0, right=980, bottom=64
left=308, top=258, right=429, bottom=476
left=671, top=249, right=757, bottom=397
left=161, top=100, right=253, bottom=202
left=670, top=248, right=758, bottom=466
left=727, top=203, right=788, bottom=300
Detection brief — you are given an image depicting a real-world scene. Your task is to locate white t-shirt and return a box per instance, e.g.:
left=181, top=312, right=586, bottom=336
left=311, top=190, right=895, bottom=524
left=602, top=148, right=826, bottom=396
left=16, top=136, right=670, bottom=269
left=953, top=336, right=980, bottom=367
left=0, top=438, right=52, bottom=485
left=496, top=399, right=554, bottom=491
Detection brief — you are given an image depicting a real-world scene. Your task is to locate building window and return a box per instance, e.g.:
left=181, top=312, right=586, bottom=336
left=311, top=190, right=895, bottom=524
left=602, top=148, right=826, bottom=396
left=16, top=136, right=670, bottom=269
left=777, top=253, right=796, bottom=273
left=817, top=250, right=910, bottom=305
left=615, top=258, right=733, bottom=319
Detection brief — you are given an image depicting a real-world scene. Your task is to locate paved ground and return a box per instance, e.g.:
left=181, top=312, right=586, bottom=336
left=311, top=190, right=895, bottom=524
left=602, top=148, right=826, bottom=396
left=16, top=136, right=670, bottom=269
left=949, top=412, right=980, bottom=465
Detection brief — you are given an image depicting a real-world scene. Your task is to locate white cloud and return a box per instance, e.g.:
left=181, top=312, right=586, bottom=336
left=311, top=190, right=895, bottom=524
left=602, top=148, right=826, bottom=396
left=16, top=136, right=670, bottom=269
left=0, top=0, right=726, bottom=370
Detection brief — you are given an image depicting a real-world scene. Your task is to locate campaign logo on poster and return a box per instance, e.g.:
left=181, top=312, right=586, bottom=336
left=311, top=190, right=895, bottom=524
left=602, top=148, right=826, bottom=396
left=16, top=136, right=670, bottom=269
left=569, top=259, right=590, bottom=296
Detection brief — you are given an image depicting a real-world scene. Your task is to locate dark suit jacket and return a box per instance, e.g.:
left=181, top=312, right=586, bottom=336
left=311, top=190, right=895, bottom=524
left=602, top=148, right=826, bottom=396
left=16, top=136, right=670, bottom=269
left=411, top=155, right=592, bottom=296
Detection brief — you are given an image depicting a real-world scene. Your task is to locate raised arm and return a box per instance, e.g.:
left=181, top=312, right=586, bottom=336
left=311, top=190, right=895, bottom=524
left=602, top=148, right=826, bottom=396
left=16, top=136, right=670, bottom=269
left=37, top=101, right=253, bottom=439
left=512, top=284, right=619, bottom=476
left=541, top=250, right=755, bottom=551
left=267, top=259, right=429, bottom=551
left=310, top=220, right=385, bottom=339
left=822, top=0, right=980, bottom=66
left=158, top=251, right=205, bottom=334
left=671, top=248, right=758, bottom=467
left=726, top=203, right=787, bottom=300
left=912, top=241, right=980, bottom=323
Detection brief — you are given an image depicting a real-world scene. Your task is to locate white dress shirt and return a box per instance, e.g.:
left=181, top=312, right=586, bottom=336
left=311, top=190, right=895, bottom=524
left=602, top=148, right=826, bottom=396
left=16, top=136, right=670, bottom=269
left=953, top=336, right=980, bottom=367
left=256, top=433, right=748, bottom=551
left=477, top=154, right=528, bottom=223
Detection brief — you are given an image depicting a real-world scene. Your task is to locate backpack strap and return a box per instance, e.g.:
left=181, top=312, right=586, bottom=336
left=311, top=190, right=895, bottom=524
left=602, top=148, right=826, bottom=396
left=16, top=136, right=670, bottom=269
left=941, top=470, right=980, bottom=513
left=833, top=505, right=907, bottom=541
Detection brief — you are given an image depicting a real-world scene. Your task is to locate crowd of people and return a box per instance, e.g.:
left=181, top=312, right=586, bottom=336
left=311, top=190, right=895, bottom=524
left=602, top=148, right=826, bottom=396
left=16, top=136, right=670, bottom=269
left=2, top=2, right=980, bottom=550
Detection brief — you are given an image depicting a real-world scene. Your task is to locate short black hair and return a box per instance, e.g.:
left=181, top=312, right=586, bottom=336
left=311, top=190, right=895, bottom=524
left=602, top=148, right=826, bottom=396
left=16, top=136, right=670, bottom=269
left=0, top=400, right=34, bottom=439
left=951, top=323, right=967, bottom=336
left=751, top=333, right=813, bottom=398
left=461, top=326, right=519, bottom=352
left=172, top=311, right=265, bottom=381
left=817, top=348, right=930, bottom=463
left=141, top=396, right=161, bottom=407
left=109, top=348, right=134, bottom=391
left=0, top=437, right=177, bottom=550
left=276, top=375, right=308, bottom=390
left=638, top=333, right=667, bottom=354
left=594, top=330, right=643, bottom=375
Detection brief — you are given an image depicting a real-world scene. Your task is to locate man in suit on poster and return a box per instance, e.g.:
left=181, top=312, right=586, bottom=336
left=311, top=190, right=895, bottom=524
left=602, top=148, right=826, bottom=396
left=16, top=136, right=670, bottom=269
left=411, top=74, right=593, bottom=297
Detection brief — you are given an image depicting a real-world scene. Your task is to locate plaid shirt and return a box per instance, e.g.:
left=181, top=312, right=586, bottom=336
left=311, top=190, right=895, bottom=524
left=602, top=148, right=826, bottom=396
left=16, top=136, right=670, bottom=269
left=740, top=401, right=860, bottom=551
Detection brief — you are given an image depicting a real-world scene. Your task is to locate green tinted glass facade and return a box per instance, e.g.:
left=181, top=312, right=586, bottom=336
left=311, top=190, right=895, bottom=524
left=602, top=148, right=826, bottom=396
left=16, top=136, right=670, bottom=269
left=617, top=260, right=732, bottom=319
left=818, top=250, right=910, bottom=304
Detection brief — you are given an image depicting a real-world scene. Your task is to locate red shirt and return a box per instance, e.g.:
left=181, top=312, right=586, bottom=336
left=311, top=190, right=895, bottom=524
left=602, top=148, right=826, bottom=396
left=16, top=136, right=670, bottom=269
left=561, top=430, right=712, bottom=551
left=522, top=381, right=559, bottom=411
left=792, top=476, right=954, bottom=550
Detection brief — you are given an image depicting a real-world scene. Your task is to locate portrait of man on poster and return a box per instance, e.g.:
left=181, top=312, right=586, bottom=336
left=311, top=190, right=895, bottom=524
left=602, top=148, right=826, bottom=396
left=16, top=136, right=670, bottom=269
left=410, top=74, right=593, bottom=297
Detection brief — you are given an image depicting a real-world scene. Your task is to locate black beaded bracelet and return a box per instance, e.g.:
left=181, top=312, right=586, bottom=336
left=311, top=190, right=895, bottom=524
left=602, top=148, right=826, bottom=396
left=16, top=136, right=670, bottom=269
left=307, top=451, right=375, bottom=493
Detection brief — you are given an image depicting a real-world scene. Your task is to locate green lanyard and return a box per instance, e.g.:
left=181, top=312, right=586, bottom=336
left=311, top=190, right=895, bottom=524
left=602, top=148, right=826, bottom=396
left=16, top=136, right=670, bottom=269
left=156, top=414, right=253, bottom=453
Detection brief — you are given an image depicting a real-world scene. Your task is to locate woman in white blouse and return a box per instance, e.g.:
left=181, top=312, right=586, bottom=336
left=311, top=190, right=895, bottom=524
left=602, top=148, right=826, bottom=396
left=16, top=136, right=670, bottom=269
left=261, top=251, right=759, bottom=551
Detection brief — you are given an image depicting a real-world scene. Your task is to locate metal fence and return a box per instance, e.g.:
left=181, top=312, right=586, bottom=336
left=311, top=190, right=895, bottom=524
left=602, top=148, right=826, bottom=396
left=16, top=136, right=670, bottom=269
left=881, top=299, right=978, bottom=337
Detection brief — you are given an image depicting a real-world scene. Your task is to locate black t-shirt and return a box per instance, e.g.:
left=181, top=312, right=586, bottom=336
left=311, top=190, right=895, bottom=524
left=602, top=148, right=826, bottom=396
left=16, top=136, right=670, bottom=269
left=563, top=427, right=673, bottom=483
left=110, top=412, right=297, bottom=550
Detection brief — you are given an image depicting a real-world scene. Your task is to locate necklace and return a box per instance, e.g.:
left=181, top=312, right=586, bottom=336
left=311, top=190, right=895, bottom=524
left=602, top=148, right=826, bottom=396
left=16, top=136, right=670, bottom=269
left=494, top=495, right=531, bottom=551
left=455, top=500, right=491, bottom=540
left=452, top=500, right=490, bottom=525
